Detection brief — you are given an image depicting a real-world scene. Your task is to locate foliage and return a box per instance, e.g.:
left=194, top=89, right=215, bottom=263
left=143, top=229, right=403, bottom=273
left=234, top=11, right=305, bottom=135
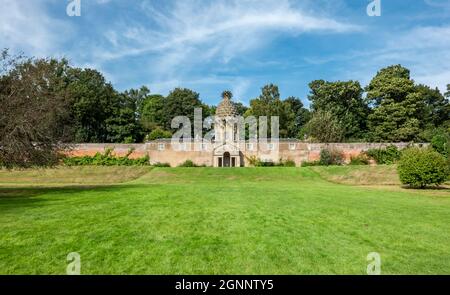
left=145, top=128, right=172, bottom=141
left=349, top=153, right=370, bottom=165
left=233, top=102, right=248, bottom=116
left=0, top=50, right=73, bottom=168
left=431, top=129, right=450, bottom=158
left=153, top=162, right=171, bottom=167
left=319, top=148, right=345, bottom=166
left=247, top=84, right=297, bottom=138
left=255, top=161, right=276, bottom=167
left=178, top=160, right=200, bottom=167
left=304, top=111, right=345, bottom=143
left=415, top=85, right=450, bottom=131
left=366, top=65, right=425, bottom=142
left=140, top=94, right=166, bottom=131
left=281, top=159, right=296, bottom=167
left=246, top=156, right=296, bottom=167
left=366, top=145, right=401, bottom=164
left=67, top=68, right=119, bottom=142
left=3, top=47, right=450, bottom=146
left=398, top=147, right=449, bottom=188
left=162, top=88, right=204, bottom=131
left=63, top=148, right=150, bottom=166
left=283, top=97, right=311, bottom=138
left=308, top=80, right=368, bottom=140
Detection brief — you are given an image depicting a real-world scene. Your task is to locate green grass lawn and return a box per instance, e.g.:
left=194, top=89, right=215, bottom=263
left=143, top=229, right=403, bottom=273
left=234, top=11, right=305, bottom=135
left=0, top=166, right=449, bottom=274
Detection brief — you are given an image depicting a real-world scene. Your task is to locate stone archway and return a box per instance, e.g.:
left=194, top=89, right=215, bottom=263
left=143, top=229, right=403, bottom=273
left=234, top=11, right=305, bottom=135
left=213, top=143, right=241, bottom=167
left=223, top=152, right=231, bottom=167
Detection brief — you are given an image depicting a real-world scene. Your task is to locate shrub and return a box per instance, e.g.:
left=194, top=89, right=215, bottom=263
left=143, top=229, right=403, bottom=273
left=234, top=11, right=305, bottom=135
left=301, top=161, right=321, bottom=167
left=63, top=148, right=150, bottom=166
left=319, top=148, right=344, bottom=166
left=281, top=159, right=296, bottom=167
left=349, top=153, right=370, bottom=165
left=398, top=147, right=449, bottom=188
left=246, top=156, right=260, bottom=167
left=366, top=145, right=401, bottom=164
left=431, top=130, right=450, bottom=158
left=256, top=160, right=275, bottom=167
left=153, top=162, right=171, bottom=167
left=178, top=160, right=198, bottom=167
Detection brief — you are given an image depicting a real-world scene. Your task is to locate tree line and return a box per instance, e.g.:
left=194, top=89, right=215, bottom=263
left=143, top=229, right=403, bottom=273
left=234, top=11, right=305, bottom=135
left=1, top=49, right=449, bottom=166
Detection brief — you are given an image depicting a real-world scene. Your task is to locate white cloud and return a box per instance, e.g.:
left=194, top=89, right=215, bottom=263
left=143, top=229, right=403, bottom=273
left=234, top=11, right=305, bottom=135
left=0, top=0, right=70, bottom=57
left=101, top=0, right=359, bottom=61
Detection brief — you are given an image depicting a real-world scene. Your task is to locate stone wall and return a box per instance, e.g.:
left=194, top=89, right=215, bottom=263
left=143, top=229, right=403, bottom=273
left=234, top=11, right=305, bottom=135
left=66, top=142, right=427, bottom=167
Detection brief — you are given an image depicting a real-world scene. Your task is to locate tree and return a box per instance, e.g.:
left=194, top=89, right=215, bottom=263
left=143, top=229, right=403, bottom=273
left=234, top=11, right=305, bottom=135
left=308, top=80, right=368, bottom=140
left=366, top=65, right=424, bottom=142
left=125, top=86, right=151, bottom=121
left=162, top=88, right=203, bottom=132
left=233, top=102, right=248, bottom=116
left=283, top=97, right=310, bottom=138
left=0, top=50, right=73, bottom=167
left=415, top=85, right=449, bottom=132
left=67, top=68, right=120, bottom=143
left=303, top=110, right=344, bottom=143
left=247, top=84, right=295, bottom=138
left=106, top=91, right=144, bottom=143
left=141, top=94, right=166, bottom=132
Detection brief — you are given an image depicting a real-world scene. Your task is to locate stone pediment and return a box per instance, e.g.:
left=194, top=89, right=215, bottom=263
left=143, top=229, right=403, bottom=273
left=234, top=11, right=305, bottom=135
left=213, top=142, right=241, bottom=156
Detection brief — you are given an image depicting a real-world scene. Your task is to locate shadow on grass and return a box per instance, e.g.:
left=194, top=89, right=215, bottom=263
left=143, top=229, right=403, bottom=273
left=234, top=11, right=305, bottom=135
left=0, top=184, right=147, bottom=210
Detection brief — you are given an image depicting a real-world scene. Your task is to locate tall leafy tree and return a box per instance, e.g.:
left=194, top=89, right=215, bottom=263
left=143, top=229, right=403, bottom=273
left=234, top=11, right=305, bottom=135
left=141, top=94, right=166, bottom=132
left=415, top=85, right=450, bottom=134
left=125, top=86, right=151, bottom=121
left=366, top=65, right=424, bottom=142
left=106, top=90, right=145, bottom=143
left=284, top=97, right=311, bottom=138
left=308, top=80, right=368, bottom=140
left=247, top=84, right=295, bottom=138
left=162, top=88, right=203, bottom=132
left=67, top=68, right=119, bottom=143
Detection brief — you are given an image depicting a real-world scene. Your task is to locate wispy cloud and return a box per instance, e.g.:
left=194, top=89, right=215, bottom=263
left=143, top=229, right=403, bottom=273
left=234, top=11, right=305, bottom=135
left=91, top=0, right=360, bottom=94
left=0, top=0, right=70, bottom=56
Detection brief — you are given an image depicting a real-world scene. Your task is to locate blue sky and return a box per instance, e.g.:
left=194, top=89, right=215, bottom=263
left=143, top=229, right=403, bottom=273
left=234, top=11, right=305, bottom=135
left=1, top=0, right=449, bottom=106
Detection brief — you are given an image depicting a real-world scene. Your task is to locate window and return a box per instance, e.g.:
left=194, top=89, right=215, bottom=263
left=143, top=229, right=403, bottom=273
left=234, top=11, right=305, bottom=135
left=267, top=143, right=275, bottom=151
left=201, top=143, right=208, bottom=151
left=246, top=143, right=254, bottom=151
left=157, top=143, right=165, bottom=151
left=289, top=143, right=296, bottom=150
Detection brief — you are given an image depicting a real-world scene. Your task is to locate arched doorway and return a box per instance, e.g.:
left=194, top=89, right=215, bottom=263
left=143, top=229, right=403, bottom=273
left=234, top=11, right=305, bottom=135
left=223, top=152, right=231, bottom=167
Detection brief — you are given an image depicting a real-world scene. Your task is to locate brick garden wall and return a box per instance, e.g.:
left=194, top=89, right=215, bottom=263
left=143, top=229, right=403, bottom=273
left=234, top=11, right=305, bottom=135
left=66, top=142, right=427, bottom=166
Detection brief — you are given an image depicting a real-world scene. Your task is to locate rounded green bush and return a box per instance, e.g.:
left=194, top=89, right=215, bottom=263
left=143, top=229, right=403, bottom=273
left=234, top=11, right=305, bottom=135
left=398, top=148, right=449, bottom=188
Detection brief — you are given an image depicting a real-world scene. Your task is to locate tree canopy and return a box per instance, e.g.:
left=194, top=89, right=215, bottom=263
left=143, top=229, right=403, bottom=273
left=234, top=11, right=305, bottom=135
left=2, top=48, right=450, bottom=167
left=308, top=80, right=368, bottom=140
